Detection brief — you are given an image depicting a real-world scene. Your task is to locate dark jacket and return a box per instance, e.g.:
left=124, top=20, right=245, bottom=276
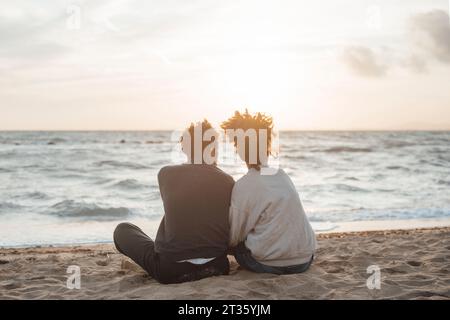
left=155, top=164, right=234, bottom=261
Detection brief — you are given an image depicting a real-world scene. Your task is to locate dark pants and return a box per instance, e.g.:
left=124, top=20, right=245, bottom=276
left=113, top=222, right=229, bottom=284
left=233, top=242, right=313, bottom=275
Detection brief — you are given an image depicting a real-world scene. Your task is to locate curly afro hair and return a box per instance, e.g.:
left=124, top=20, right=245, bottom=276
left=221, top=109, right=274, bottom=170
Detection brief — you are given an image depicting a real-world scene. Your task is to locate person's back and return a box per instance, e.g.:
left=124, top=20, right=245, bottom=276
left=221, top=109, right=316, bottom=275
left=156, top=164, right=234, bottom=261
left=230, top=168, right=316, bottom=267
left=113, top=119, right=234, bottom=284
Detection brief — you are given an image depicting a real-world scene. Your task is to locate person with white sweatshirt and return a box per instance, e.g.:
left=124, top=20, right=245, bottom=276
left=221, top=110, right=317, bottom=274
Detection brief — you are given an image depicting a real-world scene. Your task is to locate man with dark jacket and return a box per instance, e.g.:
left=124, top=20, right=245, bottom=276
left=113, top=120, right=234, bottom=284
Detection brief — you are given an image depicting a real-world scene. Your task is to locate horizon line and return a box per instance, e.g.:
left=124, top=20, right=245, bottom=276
left=0, top=129, right=449, bottom=132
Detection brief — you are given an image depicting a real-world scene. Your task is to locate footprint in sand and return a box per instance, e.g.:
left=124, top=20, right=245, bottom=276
left=406, top=260, right=422, bottom=267
left=96, top=254, right=111, bottom=266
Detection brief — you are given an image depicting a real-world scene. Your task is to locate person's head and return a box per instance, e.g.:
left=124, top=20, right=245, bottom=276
left=180, top=119, right=219, bottom=165
left=221, top=109, right=274, bottom=170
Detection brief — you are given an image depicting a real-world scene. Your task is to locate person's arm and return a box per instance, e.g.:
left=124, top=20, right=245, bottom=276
left=228, top=187, right=261, bottom=247
left=228, top=204, right=247, bottom=247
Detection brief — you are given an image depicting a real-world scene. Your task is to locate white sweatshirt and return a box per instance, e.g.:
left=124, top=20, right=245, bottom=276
left=229, top=168, right=317, bottom=267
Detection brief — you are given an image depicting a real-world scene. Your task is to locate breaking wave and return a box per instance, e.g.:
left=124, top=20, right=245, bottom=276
left=94, top=160, right=149, bottom=170
left=49, top=200, right=132, bottom=220
left=321, top=146, right=373, bottom=153
left=111, top=179, right=147, bottom=190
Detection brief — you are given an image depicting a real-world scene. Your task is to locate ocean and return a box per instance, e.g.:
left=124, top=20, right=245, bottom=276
left=0, top=131, right=449, bottom=247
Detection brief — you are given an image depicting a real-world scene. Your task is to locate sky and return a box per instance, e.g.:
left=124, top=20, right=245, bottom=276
left=0, top=0, right=450, bottom=130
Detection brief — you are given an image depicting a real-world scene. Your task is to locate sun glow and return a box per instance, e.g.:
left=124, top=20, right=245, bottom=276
left=209, top=52, right=304, bottom=119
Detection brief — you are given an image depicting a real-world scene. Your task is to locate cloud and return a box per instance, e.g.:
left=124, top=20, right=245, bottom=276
left=342, top=10, right=450, bottom=77
left=0, top=3, right=70, bottom=62
left=341, top=46, right=388, bottom=77
left=409, top=9, right=450, bottom=63
left=402, top=54, right=427, bottom=74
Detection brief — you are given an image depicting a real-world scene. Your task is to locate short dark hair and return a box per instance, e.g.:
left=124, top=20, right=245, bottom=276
left=180, top=119, right=217, bottom=164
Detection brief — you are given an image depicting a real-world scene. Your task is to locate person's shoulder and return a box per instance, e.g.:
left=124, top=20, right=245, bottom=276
left=210, top=165, right=235, bottom=184
left=159, top=164, right=234, bottom=184
left=158, top=164, right=177, bottom=174
left=232, top=172, right=267, bottom=203
left=275, top=167, right=293, bottom=181
left=158, top=164, right=184, bottom=180
left=259, top=167, right=289, bottom=179
left=234, top=171, right=259, bottom=190
left=235, top=167, right=287, bottom=188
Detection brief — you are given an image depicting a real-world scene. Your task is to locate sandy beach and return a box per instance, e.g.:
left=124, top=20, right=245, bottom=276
left=0, top=227, right=449, bottom=300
